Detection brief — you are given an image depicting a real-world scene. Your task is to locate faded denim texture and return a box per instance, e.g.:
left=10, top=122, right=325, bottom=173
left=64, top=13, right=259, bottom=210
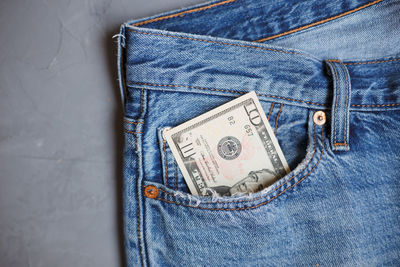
left=117, top=0, right=400, bottom=266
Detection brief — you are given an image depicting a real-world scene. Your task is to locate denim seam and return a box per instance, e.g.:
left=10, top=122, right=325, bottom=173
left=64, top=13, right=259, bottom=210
left=124, top=120, right=144, bottom=125
left=351, top=103, right=400, bottom=107
left=145, top=124, right=325, bottom=210
left=267, top=102, right=275, bottom=121
left=127, top=29, right=303, bottom=56
left=124, top=129, right=143, bottom=134
left=343, top=58, right=400, bottom=65
left=155, top=122, right=318, bottom=205
left=135, top=126, right=145, bottom=266
left=255, top=0, right=384, bottom=42
left=126, top=81, right=327, bottom=106
left=274, top=103, right=283, bottom=135
left=132, top=0, right=237, bottom=27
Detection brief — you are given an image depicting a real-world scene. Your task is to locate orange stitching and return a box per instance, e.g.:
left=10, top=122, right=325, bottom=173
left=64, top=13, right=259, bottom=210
left=163, top=140, right=168, bottom=187
left=256, top=0, right=383, bottom=42
left=341, top=63, right=349, bottom=145
left=274, top=103, right=283, bottom=135
left=327, top=59, right=342, bottom=63
left=351, top=103, right=400, bottom=107
left=150, top=126, right=325, bottom=210
left=156, top=123, right=318, bottom=205
left=127, top=29, right=302, bottom=56
left=124, top=129, right=143, bottom=134
left=333, top=143, right=348, bottom=146
left=344, top=58, right=400, bottom=65
left=126, top=81, right=327, bottom=106
left=124, top=120, right=144, bottom=124
left=331, top=62, right=340, bottom=144
left=174, top=160, right=178, bottom=190
left=267, top=102, right=275, bottom=121
left=132, top=0, right=237, bottom=26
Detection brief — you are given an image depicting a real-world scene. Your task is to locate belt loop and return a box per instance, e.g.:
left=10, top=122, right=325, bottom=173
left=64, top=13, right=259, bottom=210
left=326, top=59, right=351, bottom=152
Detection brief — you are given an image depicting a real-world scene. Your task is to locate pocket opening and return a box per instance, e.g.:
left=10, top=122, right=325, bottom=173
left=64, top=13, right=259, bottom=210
left=147, top=110, right=326, bottom=211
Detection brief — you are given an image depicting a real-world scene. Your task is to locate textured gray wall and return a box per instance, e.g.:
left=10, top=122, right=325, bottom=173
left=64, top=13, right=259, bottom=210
left=0, top=0, right=204, bottom=266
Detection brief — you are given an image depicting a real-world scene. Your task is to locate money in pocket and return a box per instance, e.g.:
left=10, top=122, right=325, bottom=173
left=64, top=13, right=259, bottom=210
left=163, top=91, right=290, bottom=196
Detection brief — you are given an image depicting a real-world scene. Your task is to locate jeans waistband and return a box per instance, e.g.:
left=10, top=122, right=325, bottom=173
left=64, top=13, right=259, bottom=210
left=118, top=0, right=400, bottom=111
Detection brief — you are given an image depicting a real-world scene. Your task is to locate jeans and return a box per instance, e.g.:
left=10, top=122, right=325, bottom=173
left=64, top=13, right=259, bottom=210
left=117, top=0, right=400, bottom=265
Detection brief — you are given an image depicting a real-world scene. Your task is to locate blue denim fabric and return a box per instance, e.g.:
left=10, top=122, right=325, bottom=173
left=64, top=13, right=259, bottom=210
left=117, top=0, right=400, bottom=266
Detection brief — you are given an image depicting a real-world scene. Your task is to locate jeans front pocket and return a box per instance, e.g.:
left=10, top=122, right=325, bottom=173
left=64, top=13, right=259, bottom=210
left=141, top=108, right=327, bottom=266
left=145, top=106, right=327, bottom=211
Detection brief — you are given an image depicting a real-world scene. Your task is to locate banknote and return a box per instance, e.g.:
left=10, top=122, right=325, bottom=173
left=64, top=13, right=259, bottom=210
left=163, top=91, right=290, bottom=196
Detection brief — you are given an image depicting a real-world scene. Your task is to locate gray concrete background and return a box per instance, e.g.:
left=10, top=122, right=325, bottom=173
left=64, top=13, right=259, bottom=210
left=0, top=0, right=204, bottom=266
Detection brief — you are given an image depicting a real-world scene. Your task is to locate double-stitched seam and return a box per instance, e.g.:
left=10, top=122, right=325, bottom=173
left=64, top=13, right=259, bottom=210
left=344, top=58, right=400, bottom=65
left=124, top=129, right=143, bottom=134
left=174, top=160, right=178, bottom=190
left=274, top=103, right=283, bottom=135
left=135, top=124, right=145, bottom=266
left=151, top=126, right=324, bottom=210
left=340, top=63, right=350, bottom=146
left=132, top=0, right=237, bottom=26
left=267, top=102, right=275, bottom=121
left=153, top=123, right=320, bottom=205
left=124, top=120, right=144, bottom=124
left=163, top=140, right=168, bottom=188
left=127, top=29, right=303, bottom=56
left=255, top=0, right=383, bottom=42
left=127, top=81, right=327, bottom=106
left=330, top=62, right=340, bottom=145
left=351, top=103, right=400, bottom=107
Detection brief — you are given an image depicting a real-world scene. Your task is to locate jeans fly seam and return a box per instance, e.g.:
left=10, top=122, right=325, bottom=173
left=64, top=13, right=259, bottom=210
left=340, top=62, right=350, bottom=145
left=149, top=123, right=322, bottom=206
left=255, top=0, right=383, bottom=42
left=274, top=103, right=283, bottom=135
left=127, top=29, right=304, bottom=56
left=132, top=0, right=237, bottom=26
left=150, top=126, right=323, bottom=210
left=126, top=81, right=328, bottom=106
left=267, top=102, right=275, bottom=121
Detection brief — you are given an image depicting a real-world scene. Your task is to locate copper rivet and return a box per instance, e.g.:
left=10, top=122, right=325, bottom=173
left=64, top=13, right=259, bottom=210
left=144, top=185, right=159, bottom=199
left=313, top=111, right=326, bottom=126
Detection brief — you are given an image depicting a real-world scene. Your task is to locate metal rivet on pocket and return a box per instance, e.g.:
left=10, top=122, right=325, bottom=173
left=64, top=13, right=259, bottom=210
left=144, top=185, right=159, bottom=199
left=313, top=111, right=326, bottom=126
